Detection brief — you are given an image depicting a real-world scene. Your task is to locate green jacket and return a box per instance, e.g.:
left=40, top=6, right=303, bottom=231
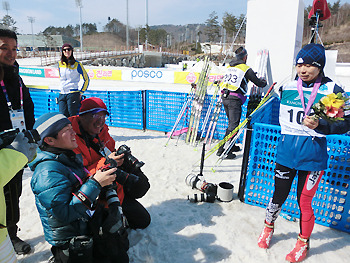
left=0, top=148, right=27, bottom=243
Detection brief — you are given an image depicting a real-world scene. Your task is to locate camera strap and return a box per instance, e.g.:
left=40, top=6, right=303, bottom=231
left=69, top=167, right=94, bottom=210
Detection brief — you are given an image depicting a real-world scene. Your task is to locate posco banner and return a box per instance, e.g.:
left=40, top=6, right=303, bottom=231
left=19, top=67, right=45, bottom=78
left=87, top=69, right=122, bottom=80
left=122, top=68, right=174, bottom=83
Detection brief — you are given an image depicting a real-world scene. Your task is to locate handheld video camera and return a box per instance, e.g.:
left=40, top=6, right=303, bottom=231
left=0, top=128, right=40, bottom=150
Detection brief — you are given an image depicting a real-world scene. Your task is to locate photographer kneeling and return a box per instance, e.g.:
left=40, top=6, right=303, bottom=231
left=0, top=132, right=37, bottom=262
left=29, top=113, right=129, bottom=263
left=69, top=97, right=151, bottom=230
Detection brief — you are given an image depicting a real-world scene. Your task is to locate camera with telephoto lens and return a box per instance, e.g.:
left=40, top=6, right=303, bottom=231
left=185, top=174, right=217, bottom=203
left=103, top=187, right=128, bottom=235
left=116, top=144, right=144, bottom=169
left=185, top=173, right=217, bottom=195
left=0, top=128, right=40, bottom=150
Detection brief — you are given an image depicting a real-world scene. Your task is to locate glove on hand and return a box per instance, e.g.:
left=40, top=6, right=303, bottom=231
left=7, top=132, right=38, bottom=162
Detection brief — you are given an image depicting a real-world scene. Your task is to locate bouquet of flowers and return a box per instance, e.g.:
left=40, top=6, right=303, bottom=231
left=311, top=92, right=349, bottom=123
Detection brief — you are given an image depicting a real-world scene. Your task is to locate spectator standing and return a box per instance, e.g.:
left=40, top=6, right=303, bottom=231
left=0, top=133, right=38, bottom=263
left=0, top=28, right=35, bottom=255
left=58, top=43, right=89, bottom=117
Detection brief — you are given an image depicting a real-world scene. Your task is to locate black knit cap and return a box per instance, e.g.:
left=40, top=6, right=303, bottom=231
left=296, top=43, right=325, bottom=70
left=235, top=46, right=248, bottom=60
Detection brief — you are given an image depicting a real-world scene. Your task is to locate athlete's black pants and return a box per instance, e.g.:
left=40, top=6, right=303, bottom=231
left=265, top=163, right=323, bottom=237
left=4, top=169, right=23, bottom=238
left=219, top=94, right=242, bottom=151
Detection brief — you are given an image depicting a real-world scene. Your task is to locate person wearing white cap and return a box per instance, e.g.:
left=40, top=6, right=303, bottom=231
left=29, top=112, right=121, bottom=262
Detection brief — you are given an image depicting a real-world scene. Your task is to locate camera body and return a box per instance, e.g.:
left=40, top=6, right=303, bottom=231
left=102, top=157, right=139, bottom=187
left=116, top=144, right=144, bottom=169
left=0, top=128, right=40, bottom=150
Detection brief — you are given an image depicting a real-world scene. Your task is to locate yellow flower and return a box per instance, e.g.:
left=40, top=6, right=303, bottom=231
left=320, top=93, right=345, bottom=109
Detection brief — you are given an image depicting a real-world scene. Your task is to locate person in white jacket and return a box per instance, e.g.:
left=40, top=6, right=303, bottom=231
left=58, top=43, right=89, bottom=117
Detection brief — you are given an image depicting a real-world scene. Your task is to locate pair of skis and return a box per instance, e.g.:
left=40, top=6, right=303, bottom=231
left=247, top=49, right=269, bottom=116
left=203, top=89, right=223, bottom=148
left=197, top=81, right=221, bottom=147
left=185, top=57, right=211, bottom=145
left=195, top=82, right=277, bottom=167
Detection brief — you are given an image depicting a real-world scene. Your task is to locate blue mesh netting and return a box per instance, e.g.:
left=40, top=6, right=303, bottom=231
left=245, top=123, right=350, bottom=233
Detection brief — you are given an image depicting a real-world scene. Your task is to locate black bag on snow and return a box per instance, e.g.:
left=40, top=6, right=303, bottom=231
left=89, top=204, right=129, bottom=263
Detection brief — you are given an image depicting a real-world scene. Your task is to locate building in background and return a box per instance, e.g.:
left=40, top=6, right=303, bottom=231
left=17, top=35, right=80, bottom=52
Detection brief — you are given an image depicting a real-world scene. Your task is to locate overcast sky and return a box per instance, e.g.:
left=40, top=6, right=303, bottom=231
left=2, top=0, right=349, bottom=34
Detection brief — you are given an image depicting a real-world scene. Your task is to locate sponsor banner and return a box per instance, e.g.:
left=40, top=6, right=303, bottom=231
left=45, top=68, right=60, bottom=78
left=87, top=69, right=122, bottom=80
left=19, top=67, right=45, bottom=77
left=27, top=85, right=50, bottom=90
left=122, top=69, right=174, bottom=83
left=174, top=71, right=224, bottom=85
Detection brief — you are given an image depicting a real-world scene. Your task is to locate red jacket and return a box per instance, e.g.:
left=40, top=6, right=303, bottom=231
left=69, top=115, right=125, bottom=204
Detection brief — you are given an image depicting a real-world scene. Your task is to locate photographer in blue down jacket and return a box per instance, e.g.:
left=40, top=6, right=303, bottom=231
left=29, top=113, right=125, bottom=263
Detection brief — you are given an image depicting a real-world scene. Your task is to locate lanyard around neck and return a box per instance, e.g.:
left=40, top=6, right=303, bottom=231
left=296, top=76, right=322, bottom=116
left=1, top=79, right=24, bottom=110
left=69, top=167, right=91, bottom=185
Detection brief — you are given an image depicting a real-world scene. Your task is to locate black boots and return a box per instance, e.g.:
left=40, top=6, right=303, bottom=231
left=216, top=145, right=240, bottom=158
left=8, top=225, right=31, bottom=255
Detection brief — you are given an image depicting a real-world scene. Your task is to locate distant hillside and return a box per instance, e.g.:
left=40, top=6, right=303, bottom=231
left=79, top=32, right=126, bottom=50
left=150, top=24, right=207, bottom=43
left=315, top=21, right=350, bottom=63
left=81, top=20, right=350, bottom=62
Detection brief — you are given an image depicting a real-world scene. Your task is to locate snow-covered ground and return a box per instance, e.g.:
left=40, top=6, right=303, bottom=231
left=11, top=56, right=350, bottom=262
left=15, top=128, right=350, bottom=263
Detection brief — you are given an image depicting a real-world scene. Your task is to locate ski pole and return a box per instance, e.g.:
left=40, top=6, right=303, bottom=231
left=196, top=82, right=277, bottom=164
left=165, top=84, right=196, bottom=146
left=198, top=82, right=219, bottom=141
left=211, top=126, right=245, bottom=172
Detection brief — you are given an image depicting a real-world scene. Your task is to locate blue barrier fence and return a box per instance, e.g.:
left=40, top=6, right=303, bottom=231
left=29, top=89, right=279, bottom=141
left=245, top=123, right=350, bottom=233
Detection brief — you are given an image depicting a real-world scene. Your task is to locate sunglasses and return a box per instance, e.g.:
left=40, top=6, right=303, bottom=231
left=92, top=113, right=108, bottom=121
left=63, top=48, right=72, bottom=52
